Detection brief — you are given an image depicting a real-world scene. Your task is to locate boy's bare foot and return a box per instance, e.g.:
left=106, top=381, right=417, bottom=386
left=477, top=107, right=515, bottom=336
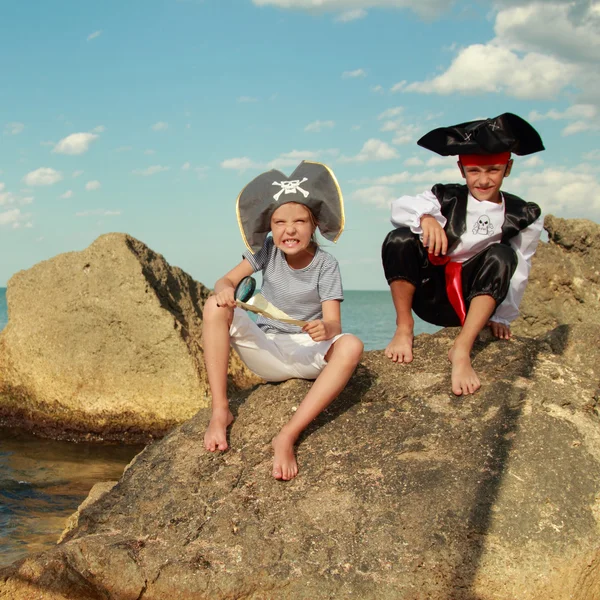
left=204, top=408, right=234, bottom=452
left=488, top=320, right=512, bottom=340
left=272, top=431, right=298, bottom=481
left=385, top=324, right=414, bottom=363
left=448, top=346, right=480, bottom=396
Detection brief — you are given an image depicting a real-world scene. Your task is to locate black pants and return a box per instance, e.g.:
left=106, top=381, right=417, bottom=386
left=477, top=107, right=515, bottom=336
left=381, top=227, right=518, bottom=327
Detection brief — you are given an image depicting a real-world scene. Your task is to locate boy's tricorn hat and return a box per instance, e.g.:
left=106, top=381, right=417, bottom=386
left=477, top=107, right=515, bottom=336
left=417, top=112, right=545, bottom=157
left=236, top=160, right=345, bottom=254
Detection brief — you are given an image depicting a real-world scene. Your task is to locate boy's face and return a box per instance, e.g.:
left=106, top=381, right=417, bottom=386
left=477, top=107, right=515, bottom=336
left=458, top=160, right=513, bottom=204
left=270, top=202, right=316, bottom=257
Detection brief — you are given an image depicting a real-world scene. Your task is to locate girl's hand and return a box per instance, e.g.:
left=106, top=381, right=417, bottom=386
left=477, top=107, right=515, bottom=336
left=303, top=319, right=340, bottom=342
left=214, top=287, right=236, bottom=308
left=488, top=320, right=512, bottom=339
left=421, top=215, right=448, bottom=257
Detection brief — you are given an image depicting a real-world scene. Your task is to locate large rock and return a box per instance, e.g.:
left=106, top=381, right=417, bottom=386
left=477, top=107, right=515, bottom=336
left=514, top=215, right=600, bottom=336
left=1, top=324, right=599, bottom=599
left=0, top=233, right=258, bottom=442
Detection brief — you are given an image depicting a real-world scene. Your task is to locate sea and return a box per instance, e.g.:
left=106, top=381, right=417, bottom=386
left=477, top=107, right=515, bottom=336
left=0, top=287, right=438, bottom=567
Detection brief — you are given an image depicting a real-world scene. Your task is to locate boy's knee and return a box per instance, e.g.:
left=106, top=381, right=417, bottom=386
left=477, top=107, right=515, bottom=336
left=487, top=243, right=517, bottom=267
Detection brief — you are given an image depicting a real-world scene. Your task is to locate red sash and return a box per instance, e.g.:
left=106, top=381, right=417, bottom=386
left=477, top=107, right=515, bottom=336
left=427, top=253, right=466, bottom=325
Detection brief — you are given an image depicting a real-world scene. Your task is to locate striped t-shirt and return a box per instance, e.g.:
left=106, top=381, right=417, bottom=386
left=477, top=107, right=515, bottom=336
left=243, top=236, right=344, bottom=334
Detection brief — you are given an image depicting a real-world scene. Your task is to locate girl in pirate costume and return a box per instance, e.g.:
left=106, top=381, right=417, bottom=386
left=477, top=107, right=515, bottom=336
left=381, top=113, right=545, bottom=396
left=203, top=161, right=363, bottom=481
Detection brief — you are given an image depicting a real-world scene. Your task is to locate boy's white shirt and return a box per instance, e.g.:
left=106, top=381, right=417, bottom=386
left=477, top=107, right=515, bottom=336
left=390, top=189, right=544, bottom=326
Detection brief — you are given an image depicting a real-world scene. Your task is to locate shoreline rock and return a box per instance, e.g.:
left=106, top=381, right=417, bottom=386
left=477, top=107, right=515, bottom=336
left=0, top=233, right=259, bottom=443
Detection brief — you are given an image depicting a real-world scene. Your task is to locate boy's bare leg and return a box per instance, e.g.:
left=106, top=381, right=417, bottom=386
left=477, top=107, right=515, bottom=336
left=448, top=295, right=496, bottom=396
left=272, top=335, right=363, bottom=481
left=203, top=296, right=235, bottom=451
left=385, top=279, right=416, bottom=363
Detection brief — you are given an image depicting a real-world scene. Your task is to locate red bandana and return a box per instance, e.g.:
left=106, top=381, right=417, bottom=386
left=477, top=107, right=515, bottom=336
left=459, top=152, right=511, bottom=166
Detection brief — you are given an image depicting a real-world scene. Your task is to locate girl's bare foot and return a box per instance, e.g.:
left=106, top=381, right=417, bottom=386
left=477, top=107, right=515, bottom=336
left=204, top=408, right=234, bottom=452
left=385, top=324, right=414, bottom=363
left=448, top=346, right=480, bottom=396
left=272, top=430, right=299, bottom=481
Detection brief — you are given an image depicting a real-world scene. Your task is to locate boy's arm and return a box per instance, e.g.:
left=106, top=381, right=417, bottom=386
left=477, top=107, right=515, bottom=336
left=391, top=189, right=447, bottom=234
left=490, top=214, right=544, bottom=326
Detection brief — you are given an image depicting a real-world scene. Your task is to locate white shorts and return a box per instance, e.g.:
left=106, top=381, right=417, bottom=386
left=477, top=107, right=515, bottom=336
left=229, top=308, right=345, bottom=382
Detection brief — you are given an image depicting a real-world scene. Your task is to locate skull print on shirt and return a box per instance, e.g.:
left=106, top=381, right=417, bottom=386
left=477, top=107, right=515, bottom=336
left=473, top=215, right=494, bottom=236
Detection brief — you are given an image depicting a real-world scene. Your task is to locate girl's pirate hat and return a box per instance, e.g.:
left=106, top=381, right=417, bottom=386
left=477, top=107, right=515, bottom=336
left=417, top=112, right=545, bottom=157
left=236, top=160, right=345, bottom=254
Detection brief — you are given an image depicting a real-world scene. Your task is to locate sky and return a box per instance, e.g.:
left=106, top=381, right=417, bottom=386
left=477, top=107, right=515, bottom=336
left=1, top=0, right=599, bottom=290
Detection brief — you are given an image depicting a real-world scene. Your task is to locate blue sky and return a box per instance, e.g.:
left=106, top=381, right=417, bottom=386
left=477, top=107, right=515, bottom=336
left=1, top=0, right=599, bottom=290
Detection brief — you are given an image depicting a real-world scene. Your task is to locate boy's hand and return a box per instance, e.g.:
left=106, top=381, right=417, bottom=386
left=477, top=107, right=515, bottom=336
left=421, top=215, right=448, bottom=257
left=303, top=319, right=338, bottom=342
left=214, top=287, right=236, bottom=308
left=488, top=320, right=512, bottom=339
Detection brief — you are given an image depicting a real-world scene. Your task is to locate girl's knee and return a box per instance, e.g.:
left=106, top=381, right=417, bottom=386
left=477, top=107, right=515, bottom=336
left=334, top=335, right=364, bottom=364
left=203, top=295, right=231, bottom=322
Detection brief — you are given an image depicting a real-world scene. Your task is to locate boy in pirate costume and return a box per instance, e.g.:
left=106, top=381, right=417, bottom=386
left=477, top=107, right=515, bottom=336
left=381, top=113, right=544, bottom=396
left=203, top=161, right=363, bottom=480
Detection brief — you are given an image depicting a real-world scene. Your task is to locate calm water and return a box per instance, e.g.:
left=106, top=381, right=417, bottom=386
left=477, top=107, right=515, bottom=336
left=0, top=287, right=438, bottom=567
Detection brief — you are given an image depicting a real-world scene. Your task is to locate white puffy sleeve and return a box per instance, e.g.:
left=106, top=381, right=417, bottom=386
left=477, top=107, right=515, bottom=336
left=390, top=189, right=447, bottom=234
left=491, top=213, right=544, bottom=326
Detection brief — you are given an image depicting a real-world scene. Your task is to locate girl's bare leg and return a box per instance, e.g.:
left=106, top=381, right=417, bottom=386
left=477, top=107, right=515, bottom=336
left=448, top=295, right=496, bottom=396
left=272, top=335, right=364, bottom=480
left=203, top=296, right=235, bottom=451
left=385, top=279, right=415, bottom=364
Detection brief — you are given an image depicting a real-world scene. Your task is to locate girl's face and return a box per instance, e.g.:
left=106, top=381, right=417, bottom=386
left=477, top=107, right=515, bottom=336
left=270, top=202, right=316, bottom=259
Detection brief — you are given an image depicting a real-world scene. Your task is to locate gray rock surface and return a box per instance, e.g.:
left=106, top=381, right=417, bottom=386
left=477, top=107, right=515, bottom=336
left=1, top=217, right=599, bottom=599
left=1, top=323, right=599, bottom=599
left=0, top=233, right=258, bottom=442
left=514, top=215, right=600, bottom=336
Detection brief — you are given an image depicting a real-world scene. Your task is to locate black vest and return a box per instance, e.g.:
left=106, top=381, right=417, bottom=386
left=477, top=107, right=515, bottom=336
left=431, top=183, right=541, bottom=251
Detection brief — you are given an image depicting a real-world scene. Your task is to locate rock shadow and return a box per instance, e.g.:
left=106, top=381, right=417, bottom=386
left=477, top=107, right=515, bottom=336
left=450, top=325, right=572, bottom=599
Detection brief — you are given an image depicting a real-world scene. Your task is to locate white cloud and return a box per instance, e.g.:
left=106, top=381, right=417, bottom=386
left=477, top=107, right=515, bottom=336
left=378, top=106, right=404, bottom=120
left=144, top=149, right=156, bottom=155
left=426, top=155, right=454, bottom=167
left=520, top=156, right=544, bottom=168
left=238, top=96, right=258, bottom=103
left=406, top=44, right=573, bottom=100
left=220, top=157, right=263, bottom=171
left=342, top=68, right=366, bottom=79
left=85, top=180, right=101, bottom=191
left=371, top=85, right=384, bottom=94
left=19, top=196, right=33, bottom=205
left=341, top=138, right=399, bottom=162
left=0, top=209, right=21, bottom=226
left=404, top=157, right=424, bottom=166
left=181, top=162, right=191, bottom=170
left=251, top=0, right=451, bottom=19
left=60, top=190, right=73, bottom=199
left=23, top=167, right=63, bottom=186
left=151, top=122, right=169, bottom=131
left=268, top=150, right=320, bottom=170
left=92, top=125, right=106, bottom=133
left=510, top=167, right=600, bottom=220
left=304, top=120, right=335, bottom=132
left=72, top=170, right=84, bottom=178
left=53, top=132, right=99, bottom=155
left=351, top=185, right=396, bottom=209
left=4, top=122, right=24, bottom=135
left=132, top=165, right=170, bottom=176
left=529, top=104, right=599, bottom=136
left=335, top=8, right=367, bottom=21
left=76, top=209, right=121, bottom=217
left=87, top=30, right=102, bottom=41
left=391, top=80, right=407, bottom=93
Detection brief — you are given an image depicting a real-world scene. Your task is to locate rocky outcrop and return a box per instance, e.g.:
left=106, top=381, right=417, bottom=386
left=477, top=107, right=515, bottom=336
left=514, top=215, right=600, bottom=336
left=0, top=233, right=258, bottom=442
left=1, top=323, right=599, bottom=600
